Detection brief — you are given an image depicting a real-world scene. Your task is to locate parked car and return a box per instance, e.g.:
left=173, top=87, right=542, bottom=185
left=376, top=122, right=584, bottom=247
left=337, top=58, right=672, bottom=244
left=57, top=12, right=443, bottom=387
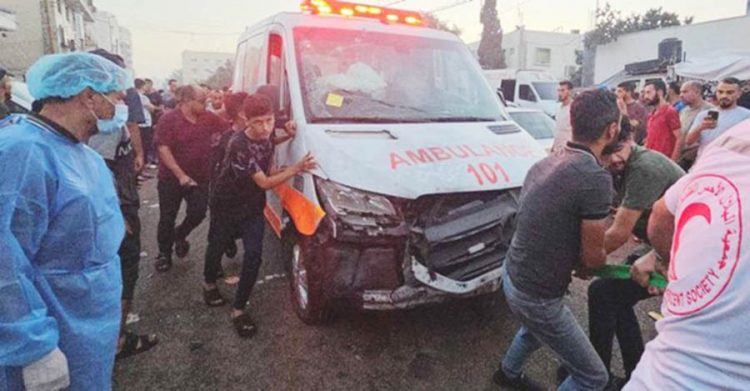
left=507, top=107, right=555, bottom=153
left=484, top=69, right=559, bottom=117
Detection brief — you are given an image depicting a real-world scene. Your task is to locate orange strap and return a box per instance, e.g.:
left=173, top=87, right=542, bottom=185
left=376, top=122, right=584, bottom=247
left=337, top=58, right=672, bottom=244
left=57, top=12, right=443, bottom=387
left=273, top=184, right=326, bottom=236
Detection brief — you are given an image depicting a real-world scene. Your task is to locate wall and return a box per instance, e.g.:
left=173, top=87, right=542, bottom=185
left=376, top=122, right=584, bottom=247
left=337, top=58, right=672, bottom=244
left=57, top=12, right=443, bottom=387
left=470, top=29, right=581, bottom=80
left=0, top=0, right=45, bottom=75
left=594, top=15, right=750, bottom=84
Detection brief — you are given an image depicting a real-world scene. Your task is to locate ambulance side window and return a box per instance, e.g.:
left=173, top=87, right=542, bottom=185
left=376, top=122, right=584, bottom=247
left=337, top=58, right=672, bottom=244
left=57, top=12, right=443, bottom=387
left=242, top=34, right=265, bottom=92
left=233, top=42, right=247, bottom=89
left=267, top=33, right=291, bottom=120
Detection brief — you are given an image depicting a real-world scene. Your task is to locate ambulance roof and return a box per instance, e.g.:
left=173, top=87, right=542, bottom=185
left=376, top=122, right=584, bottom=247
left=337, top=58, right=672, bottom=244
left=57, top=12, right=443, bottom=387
left=239, top=12, right=460, bottom=43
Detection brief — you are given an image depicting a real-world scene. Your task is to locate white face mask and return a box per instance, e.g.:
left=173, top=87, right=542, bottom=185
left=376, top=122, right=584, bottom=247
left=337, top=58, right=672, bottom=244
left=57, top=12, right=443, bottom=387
left=93, top=93, right=128, bottom=134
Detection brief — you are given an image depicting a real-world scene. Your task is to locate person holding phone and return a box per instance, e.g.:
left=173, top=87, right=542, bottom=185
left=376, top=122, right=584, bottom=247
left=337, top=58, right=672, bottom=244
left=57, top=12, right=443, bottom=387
left=685, top=77, right=750, bottom=160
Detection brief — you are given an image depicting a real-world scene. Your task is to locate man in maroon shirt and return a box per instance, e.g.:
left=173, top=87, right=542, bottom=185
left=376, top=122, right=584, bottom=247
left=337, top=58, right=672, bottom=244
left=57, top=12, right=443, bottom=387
left=154, top=85, right=229, bottom=271
left=643, top=80, right=682, bottom=161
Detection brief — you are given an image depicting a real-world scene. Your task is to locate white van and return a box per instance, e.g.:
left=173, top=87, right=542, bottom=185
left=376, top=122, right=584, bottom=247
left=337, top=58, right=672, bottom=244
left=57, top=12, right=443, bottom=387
left=484, top=69, right=559, bottom=117
left=233, top=1, right=545, bottom=324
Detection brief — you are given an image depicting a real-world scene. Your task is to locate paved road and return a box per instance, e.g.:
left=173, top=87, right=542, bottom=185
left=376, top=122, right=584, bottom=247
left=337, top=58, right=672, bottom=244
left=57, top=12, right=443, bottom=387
left=113, top=174, right=659, bottom=390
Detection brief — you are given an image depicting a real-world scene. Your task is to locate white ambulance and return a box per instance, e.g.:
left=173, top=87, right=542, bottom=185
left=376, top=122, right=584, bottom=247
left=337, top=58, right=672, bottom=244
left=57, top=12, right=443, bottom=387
left=232, top=0, right=546, bottom=324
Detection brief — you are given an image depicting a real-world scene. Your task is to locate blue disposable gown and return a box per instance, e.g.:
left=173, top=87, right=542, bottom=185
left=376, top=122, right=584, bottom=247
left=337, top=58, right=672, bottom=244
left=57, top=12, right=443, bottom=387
left=0, top=115, right=125, bottom=390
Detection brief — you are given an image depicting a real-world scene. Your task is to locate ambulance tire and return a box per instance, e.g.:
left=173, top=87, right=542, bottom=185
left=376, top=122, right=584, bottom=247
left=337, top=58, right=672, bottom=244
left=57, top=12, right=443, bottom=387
left=282, top=229, right=332, bottom=325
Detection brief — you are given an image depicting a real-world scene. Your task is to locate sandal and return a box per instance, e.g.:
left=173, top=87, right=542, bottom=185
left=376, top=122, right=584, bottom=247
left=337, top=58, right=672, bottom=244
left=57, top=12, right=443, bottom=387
left=203, top=287, right=226, bottom=307
left=231, top=313, right=257, bottom=338
left=116, top=331, right=159, bottom=360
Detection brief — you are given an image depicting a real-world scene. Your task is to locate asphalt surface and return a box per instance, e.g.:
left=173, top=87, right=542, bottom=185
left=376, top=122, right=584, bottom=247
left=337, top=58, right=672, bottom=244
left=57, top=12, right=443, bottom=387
left=113, top=171, right=659, bottom=390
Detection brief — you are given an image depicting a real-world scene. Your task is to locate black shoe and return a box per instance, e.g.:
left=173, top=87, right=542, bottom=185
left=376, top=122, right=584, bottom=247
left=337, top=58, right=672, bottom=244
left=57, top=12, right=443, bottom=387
left=557, top=365, right=569, bottom=385
left=175, top=239, right=190, bottom=258
left=492, top=368, right=546, bottom=391
left=225, top=241, right=237, bottom=258
left=155, top=253, right=172, bottom=272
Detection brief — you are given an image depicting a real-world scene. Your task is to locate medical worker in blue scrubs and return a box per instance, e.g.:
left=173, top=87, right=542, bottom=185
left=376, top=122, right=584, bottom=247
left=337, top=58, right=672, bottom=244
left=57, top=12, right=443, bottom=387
left=0, top=52, right=131, bottom=390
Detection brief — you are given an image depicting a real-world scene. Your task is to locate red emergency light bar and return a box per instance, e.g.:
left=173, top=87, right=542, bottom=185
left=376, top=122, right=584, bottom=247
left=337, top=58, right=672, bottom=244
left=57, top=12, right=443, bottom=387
left=300, top=0, right=425, bottom=27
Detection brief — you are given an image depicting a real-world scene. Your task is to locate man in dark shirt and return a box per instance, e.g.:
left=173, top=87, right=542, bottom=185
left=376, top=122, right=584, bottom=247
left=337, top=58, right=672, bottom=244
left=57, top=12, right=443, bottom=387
left=87, top=49, right=158, bottom=360
left=154, top=85, right=229, bottom=271
left=494, top=89, right=621, bottom=391
left=201, top=94, right=315, bottom=338
left=587, top=120, right=685, bottom=388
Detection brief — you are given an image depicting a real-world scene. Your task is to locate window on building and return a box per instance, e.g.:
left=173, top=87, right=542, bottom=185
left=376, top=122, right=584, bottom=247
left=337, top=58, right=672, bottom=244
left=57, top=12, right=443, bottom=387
left=534, top=48, right=551, bottom=67
left=57, top=1, right=63, bottom=14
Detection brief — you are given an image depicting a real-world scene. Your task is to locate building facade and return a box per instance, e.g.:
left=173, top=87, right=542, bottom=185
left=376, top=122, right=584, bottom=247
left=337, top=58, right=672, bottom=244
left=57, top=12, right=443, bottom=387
left=89, top=11, right=133, bottom=70
left=469, top=28, right=582, bottom=81
left=591, top=15, right=750, bottom=85
left=0, top=0, right=132, bottom=76
left=182, top=51, right=234, bottom=85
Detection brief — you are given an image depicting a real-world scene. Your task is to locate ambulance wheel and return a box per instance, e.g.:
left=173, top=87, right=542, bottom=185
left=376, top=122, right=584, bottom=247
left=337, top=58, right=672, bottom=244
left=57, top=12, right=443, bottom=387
left=283, top=230, right=332, bottom=325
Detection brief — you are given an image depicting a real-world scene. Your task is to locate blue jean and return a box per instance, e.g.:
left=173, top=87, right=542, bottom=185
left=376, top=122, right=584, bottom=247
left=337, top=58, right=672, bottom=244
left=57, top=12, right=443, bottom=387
left=501, top=272, right=609, bottom=391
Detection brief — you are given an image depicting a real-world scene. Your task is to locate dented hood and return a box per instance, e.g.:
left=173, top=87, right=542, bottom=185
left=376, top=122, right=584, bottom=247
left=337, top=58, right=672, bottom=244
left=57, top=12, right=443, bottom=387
left=303, top=121, right=545, bottom=200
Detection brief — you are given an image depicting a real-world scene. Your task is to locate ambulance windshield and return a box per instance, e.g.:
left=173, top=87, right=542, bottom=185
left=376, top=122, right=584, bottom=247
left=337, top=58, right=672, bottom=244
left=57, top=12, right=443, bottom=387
left=294, top=27, right=507, bottom=124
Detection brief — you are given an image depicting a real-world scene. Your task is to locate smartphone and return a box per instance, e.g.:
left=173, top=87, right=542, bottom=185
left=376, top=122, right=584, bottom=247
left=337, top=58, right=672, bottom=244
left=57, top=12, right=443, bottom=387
left=707, top=110, right=719, bottom=121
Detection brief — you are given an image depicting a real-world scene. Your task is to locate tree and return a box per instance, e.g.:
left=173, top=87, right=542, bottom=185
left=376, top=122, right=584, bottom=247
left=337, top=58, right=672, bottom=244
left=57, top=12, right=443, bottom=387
left=584, top=3, right=693, bottom=49
left=204, top=59, right=234, bottom=90
left=477, top=0, right=505, bottom=69
left=423, top=13, right=462, bottom=36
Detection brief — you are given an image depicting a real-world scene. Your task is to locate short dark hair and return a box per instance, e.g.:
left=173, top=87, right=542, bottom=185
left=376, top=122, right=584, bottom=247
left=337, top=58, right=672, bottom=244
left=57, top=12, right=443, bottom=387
left=134, top=78, right=146, bottom=89
left=602, top=116, right=633, bottom=156
left=617, top=81, right=636, bottom=93
left=559, top=80, right=574, bottom=90
left=144, top=78, right=153, bottom=84
left=225, top=92, right=248, bottom=120
left=570, top=89, right=619, bottom=144
left=243, top=93, right=273, bottom=119
left=168, top=79, right=177, bottom=84
left=646, top=79, right=667, bottom=95
left=721, top=77, right=741, bottom=86
left=668, top=81, right=681, bottom=94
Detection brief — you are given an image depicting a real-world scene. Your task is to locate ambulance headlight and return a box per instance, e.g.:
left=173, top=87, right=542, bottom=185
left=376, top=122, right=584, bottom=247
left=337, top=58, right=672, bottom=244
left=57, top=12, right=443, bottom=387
left=316, top=178, right=398, bottom=218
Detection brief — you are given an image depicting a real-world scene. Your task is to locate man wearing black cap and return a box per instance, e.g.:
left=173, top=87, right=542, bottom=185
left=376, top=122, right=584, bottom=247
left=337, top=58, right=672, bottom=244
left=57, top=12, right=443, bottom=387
left=0, top=68, right=12, bottom=119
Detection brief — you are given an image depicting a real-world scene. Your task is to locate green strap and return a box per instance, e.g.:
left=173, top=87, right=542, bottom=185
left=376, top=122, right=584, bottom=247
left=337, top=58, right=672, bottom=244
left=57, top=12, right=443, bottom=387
left=594, top=264, right=667, bottom=289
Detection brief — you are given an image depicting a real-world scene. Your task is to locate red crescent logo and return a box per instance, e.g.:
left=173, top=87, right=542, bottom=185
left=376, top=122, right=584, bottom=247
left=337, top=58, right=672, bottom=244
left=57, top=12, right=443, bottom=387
left=670, top=202, right=712, bottom=280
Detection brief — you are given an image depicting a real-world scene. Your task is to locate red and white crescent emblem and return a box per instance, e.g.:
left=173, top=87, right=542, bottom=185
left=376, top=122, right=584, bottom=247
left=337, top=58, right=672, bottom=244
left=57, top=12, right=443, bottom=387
left=664, top=174, right=743, bottom=316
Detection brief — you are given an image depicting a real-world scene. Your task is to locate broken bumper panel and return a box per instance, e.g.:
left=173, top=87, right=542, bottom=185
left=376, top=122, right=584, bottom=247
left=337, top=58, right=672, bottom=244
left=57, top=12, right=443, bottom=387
left=361, top=263, right=504, bottom=310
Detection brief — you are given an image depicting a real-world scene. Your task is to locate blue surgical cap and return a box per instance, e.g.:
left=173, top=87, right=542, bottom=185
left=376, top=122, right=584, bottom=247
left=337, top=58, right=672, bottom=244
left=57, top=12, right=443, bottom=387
left=26, top=52, right=132, bottom=100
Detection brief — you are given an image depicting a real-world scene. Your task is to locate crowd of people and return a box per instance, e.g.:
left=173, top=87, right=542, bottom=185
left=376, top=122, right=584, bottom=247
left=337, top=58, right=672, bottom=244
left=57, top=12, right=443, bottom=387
left=494, top=79, right=750, bottom=390
left=0, top=49, right=749, bottom=391
left=0, top=51, right=316, bottom=390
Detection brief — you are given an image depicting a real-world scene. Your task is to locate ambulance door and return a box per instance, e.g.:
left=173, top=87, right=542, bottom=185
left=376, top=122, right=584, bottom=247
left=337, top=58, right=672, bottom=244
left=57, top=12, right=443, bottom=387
left=263, top=28, right=321, bottom=238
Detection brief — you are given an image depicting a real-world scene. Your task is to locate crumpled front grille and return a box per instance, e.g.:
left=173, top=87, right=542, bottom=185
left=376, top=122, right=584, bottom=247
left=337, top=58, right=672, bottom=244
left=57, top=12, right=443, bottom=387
left=408, top=191, right=519, bottom=282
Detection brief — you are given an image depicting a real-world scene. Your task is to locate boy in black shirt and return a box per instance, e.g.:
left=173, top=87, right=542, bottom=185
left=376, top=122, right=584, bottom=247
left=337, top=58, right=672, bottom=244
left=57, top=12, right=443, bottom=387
left=202, top=93, right=315, bottom=338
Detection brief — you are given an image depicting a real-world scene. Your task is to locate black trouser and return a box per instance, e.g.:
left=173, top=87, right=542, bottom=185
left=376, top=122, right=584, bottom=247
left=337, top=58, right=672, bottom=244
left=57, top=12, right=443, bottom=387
left=203, top=209, right=265, bottom=310
left=588, top=266, right=652, bottom=380
left=157, top=178, right=209, bottom=256
left=120, top=206, right=141, bottom=301
left=140, top=126, right=156, bottom=164
left=104, top=151, right=142, bottom=301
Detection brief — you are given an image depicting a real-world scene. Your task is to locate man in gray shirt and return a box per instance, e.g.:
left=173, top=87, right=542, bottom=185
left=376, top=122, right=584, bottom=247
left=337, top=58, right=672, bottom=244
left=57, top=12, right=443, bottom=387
left=685, top=77, right=750, bottom=159
left=493, top=89, right=621, bottom=391
left=675, top=80, right=713, bottom=169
